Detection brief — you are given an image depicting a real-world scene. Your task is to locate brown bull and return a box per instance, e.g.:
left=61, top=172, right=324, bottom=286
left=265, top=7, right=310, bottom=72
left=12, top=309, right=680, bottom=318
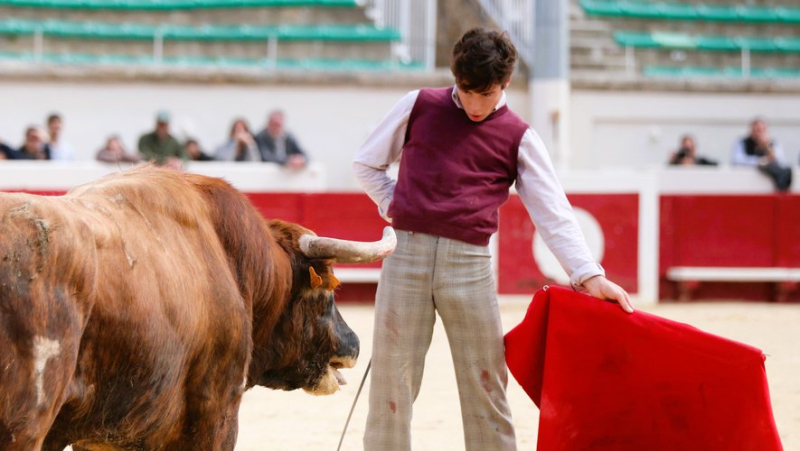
left=0, top=166, right=395, bottom=450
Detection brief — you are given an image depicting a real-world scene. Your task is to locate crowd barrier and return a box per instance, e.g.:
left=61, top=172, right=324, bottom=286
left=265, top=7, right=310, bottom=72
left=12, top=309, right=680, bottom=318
left=1, top=162, right=798, bottom=303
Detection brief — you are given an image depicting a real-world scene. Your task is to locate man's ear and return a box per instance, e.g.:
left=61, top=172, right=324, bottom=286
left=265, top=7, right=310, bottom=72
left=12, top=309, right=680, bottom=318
left=505, top=76, right=512, bottom=89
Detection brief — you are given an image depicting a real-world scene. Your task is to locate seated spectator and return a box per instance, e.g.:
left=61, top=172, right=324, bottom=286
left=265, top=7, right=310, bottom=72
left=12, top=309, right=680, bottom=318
left=668, top=135, right=717, bottom=166
left=138, top=111, right=184, bottom=168
left=254, top=110, right=308, bottom=170
left=96, top=135, right=142, bottom=164
left=215, top=118, right=260, bottom=162
left=731, top=118, right=791, bottom=192
left=0, top=140, right=13, bottom=160
left=14, top=127, right=50, bottom=160
left=184, top=139, right=214, bottom=161
left=45, top=112, right=74, bottom=161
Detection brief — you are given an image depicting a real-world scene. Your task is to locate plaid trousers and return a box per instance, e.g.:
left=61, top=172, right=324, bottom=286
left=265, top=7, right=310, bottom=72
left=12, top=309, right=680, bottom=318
left=364, top=230, right=516, bottom=451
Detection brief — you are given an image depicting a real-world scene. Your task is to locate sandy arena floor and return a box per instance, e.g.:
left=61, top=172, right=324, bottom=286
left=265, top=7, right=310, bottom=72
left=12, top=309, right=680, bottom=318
left=234, top=298, right=800, bottom=450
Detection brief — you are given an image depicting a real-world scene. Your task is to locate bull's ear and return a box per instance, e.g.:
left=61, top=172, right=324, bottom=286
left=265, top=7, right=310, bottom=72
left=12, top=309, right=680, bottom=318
left=309, top=267, right=323, bottom=289
left=329, top=273, right=341, bottom=290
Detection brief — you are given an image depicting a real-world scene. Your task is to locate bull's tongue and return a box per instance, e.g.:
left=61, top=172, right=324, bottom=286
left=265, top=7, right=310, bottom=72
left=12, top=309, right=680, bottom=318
left=333, top=368, right=347, bottom=385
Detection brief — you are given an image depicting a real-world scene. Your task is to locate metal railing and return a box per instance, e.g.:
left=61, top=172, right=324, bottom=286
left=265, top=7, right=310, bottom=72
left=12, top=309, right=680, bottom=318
left=362, top=0, right=437, bottom=70
left=476, top=0, right=535, bottom=70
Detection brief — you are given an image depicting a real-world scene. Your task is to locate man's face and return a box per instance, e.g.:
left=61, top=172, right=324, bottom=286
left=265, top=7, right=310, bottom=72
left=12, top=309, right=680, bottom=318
left=48, top=118, right=62, bottom=136
left=681, top=137, right=695, bottom=154
left=456, top=82, right=506, bottom=122
left=25, top=129, right=41, bottom=148
left=268, top=113, right=284, bottom=136
left=751, top=120, right=768, bottom=143
left=156, top=121, right=169, bottom=138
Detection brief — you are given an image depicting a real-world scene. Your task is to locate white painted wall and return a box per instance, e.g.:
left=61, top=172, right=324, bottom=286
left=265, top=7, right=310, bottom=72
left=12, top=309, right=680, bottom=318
left=0, top=81, right=531, bottom=190
left=570, top=90, right=800, bottom=170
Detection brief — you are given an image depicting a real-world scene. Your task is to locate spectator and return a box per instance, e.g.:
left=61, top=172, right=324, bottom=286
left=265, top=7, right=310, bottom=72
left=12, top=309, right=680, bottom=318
left=254, top=110, right=308, bottom=170
left=14, top=127, right=50, bottom=160
left=138, top=111, right=184, bottom=167
left=215, top=118, right=260, bottom=162
left=0, top=139, right=13, bottom=160
left=96, top=135, right=141, bottom=164
left=184, top=138, right=214, bottom=161
left=668, top=135, right=717, bottom=166
left=732, top=118, right=792, bottom=191
left=45, top=113, right=74, bottom=161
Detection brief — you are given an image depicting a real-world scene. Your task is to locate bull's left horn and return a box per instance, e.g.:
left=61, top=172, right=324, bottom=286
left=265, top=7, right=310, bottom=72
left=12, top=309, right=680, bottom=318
left=299, top=227, right=397, bottom=263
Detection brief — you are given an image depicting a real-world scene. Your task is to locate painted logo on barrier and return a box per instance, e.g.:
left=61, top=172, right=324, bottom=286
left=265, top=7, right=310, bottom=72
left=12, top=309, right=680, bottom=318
left=533, top=208, right=605, bottom=284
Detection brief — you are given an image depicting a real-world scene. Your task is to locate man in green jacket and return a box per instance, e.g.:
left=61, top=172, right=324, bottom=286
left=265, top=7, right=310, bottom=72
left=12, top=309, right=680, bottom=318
left=138, top=111, right=184, bottom=168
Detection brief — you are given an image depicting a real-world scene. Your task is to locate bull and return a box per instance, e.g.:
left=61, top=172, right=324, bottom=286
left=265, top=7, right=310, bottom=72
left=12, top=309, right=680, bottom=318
left=0, top=166, right=395, bottom=450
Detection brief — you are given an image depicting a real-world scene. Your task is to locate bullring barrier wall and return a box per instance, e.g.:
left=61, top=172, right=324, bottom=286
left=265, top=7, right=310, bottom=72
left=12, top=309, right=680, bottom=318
left=1, top=162, right=798, bottom=304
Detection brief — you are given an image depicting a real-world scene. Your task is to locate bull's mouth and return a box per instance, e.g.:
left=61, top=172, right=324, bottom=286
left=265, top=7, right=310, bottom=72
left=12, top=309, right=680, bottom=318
left=304, top=356, right=357, bottom=396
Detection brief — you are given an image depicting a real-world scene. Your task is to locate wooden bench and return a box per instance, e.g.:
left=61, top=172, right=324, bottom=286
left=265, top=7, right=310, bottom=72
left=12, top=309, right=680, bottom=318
left=666, top=266, right=800, bottom=302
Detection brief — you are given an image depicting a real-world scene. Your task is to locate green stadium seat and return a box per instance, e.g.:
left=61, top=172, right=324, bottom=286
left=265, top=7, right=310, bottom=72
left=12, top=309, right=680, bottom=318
left=736, top=36, right=778, bottom=52
left=578, top=0, right=623, bottom=17
left=614, top=31, right=659, bottom=48
left=659, top=3, right=698, bottom=21
left=0, top=17, right=400, bottom=42
left=683, top=66, right=726, bottom=77
left=695, top=35, right=738, bottom=51
left=776, top=7, right=800, bottom=24
left=652, top=32, right=695, bottom=49
left=775, top=37, right=800, bottom=53
left=613, top=30, right=800, bottom=54
left=643, top=65, right=685, bottom=77
left=0, top=0, right=358, bottom=8
left=580, top=1, right=800, bottom=24
left=619, top=1, right=662, bottom=19
left=696, top=4, right=739, bottom=22
left=644, top=65, right=800, bottom=79
left=735, top=6, right=778, bottom=23
left=0, top=50, right=423, bottom=71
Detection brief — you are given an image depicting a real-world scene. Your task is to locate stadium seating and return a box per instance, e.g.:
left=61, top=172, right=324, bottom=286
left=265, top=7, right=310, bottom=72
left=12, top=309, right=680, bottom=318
left=614, top=31, right=800, bottom=53
left=0, top=0, right=411, bottom=72
left=0, top=50, right=422, bottom=71
left=0, top=18, right=399, bottom=42
left=644, top=65, right=800, bottom=78
left=0, top=0, right=358, bottom=9
left=580, top=0, right=800, bottom=24
left=572, top=0, right=800, bottom=82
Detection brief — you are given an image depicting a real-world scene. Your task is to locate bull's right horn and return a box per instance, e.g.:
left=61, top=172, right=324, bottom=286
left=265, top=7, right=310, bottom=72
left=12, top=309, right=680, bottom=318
left=299, top=227, right=397, bottom=264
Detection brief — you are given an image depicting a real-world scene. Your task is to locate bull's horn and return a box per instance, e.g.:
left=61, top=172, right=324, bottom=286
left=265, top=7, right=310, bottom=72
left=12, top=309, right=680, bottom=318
left=299, top=227, right=397, bottom=263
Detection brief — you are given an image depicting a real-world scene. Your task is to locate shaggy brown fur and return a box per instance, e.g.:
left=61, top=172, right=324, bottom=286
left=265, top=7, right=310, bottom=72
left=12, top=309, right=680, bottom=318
left=0, top=166, right=358, bottom=450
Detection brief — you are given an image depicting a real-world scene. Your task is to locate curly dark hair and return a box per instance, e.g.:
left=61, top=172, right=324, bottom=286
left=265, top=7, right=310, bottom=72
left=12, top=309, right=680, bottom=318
left=450, top=28, right=518, bottom=93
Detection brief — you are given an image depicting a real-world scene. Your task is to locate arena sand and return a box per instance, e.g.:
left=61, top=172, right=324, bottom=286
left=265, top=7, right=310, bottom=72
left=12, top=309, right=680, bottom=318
left=235, top=298, right=800, bottom=450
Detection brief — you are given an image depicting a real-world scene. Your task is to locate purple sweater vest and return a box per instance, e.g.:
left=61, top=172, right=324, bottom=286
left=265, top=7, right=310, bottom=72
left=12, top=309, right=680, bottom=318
left=388, top=87, right=529, bottom=246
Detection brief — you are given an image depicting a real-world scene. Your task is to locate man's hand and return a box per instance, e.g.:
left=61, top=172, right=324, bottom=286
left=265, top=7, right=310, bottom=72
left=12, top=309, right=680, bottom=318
left=580, top=275, right=634, bottom=314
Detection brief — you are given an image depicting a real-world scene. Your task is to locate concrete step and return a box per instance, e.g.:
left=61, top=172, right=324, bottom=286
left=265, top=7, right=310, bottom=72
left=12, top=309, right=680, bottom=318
left=570, top=36, right=620, bottom=50
left=570, top=19, right=614, bottom=34
left=570, top=54, right=631, bottom=70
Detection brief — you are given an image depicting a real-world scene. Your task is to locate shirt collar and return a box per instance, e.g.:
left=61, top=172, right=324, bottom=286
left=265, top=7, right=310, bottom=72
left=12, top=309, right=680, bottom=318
left=450, top=85, right=507, bottom=112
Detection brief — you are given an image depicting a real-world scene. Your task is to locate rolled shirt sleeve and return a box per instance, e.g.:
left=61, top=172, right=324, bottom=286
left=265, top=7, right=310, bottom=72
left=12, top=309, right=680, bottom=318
left=352, top=90, right=419, bottom=222
left=515, top=128, right=605, bottom=288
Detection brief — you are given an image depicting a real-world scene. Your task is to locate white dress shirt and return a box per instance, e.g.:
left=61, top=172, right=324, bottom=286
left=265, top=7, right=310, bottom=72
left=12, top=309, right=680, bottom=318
left=353, top=87, right=604, bottom=288
left=731, top=137, right=786, bottom=166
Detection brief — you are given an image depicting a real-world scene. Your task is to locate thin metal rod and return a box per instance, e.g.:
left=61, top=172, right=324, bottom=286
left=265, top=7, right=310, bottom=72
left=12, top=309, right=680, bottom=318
left=337, top=359, right=371, bottom=451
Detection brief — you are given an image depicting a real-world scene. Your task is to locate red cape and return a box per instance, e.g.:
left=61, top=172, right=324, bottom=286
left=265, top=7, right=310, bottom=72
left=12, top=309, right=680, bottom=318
left=504, top=286, right=782, bottom=450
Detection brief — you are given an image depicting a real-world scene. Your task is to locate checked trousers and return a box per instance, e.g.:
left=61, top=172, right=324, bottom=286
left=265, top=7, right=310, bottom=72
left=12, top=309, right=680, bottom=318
left=364, top=230, right=516, bottom=451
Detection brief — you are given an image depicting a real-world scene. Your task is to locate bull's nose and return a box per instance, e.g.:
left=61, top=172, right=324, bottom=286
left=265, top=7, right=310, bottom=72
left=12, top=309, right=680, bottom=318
left=333, top=307, right=360, bottom=361
left=335, top=332, right=359, bottom=364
